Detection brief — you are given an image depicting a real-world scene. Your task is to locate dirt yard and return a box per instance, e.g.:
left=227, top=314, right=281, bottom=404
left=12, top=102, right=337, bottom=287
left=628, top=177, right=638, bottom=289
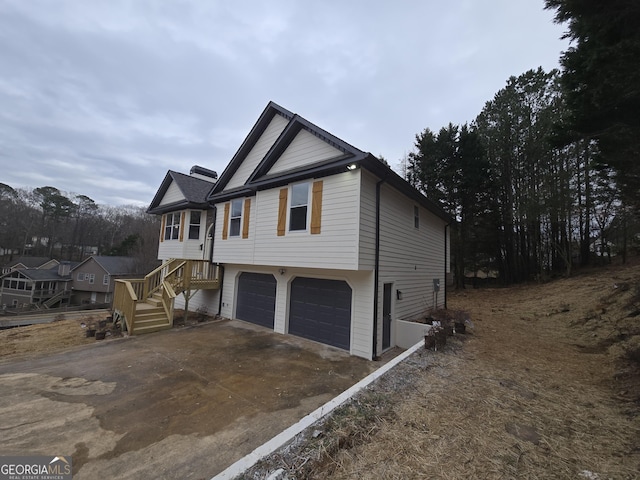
left=247, top=261, right=640, bottom=479
left=0, top=310, right=207, bottom=362
left=2, top=263, right=639, bottom=479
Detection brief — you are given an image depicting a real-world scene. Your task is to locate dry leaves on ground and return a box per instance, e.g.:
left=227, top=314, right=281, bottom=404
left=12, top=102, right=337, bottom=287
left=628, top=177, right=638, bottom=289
left=247, top=261, right=640, bottom=479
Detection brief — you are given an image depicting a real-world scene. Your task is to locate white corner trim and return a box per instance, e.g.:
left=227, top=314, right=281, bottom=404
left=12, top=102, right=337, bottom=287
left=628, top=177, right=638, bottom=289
left=212, top=340, right=425, bottom=480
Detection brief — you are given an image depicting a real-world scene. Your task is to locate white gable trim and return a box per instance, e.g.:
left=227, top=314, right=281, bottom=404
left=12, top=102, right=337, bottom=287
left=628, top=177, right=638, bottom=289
left=224, top=114, right=289, bottom=190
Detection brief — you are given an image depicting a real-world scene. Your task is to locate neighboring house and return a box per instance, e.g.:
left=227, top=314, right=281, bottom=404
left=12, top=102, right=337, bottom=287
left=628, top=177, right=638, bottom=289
left=145, top=102, right=452, bottom=360
left=0, top=262, right=73, bottom=309
left=1, top=256, right=59, bottom=275
left=71, top=256, right=143, bottom=305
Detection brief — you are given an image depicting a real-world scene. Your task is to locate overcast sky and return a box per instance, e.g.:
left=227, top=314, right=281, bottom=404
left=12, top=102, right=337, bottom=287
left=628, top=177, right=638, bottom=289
left=0, top=0, right=568, bottom=207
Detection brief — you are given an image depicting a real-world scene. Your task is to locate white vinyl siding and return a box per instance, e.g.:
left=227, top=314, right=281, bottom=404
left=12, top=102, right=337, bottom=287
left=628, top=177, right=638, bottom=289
left=159, top=182, right=184, bottom=205
left=173, top=288, right=221, bottom=314
left=224, top=114, right=289, bottom=190
left=356, top=172, right=448, bottom=354
left=375, top=183, right=447, bottom=346
left=358, top=171, right=377, bottom=270
left=157, top=210, right=208, bottom=261
left=269, top=129, right=344, bottom=174
left=214, top=171, right=361, bottom=270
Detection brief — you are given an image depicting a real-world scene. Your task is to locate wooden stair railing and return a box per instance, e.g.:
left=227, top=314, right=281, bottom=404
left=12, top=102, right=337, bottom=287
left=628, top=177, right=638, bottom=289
left=113, top=260, right=220, bottom=335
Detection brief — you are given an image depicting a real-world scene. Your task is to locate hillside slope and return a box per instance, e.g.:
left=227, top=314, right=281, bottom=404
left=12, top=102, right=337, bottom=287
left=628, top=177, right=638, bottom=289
left=249, top=261, right=640, bottom=479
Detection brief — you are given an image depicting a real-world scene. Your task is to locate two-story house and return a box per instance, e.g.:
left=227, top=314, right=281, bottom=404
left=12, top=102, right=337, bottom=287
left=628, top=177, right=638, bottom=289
left=70, top=256, right=144, bottom=305
left=0, top=262, right=73, bottom=309
left=137, top=102, right=452, bottom=360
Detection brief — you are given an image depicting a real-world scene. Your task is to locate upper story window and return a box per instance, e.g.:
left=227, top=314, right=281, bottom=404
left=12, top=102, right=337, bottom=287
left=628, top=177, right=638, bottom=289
left=414, top=206, right=420, bottom=229
left=87, top=273, right=95, bottom=284
left=164, top=212, right=180, bottom=240
left=277, top=180, right=322, bottom=236
left=229, top=199, right=243, bottom=237
left=289, top=183, right=309, bottom=231
left=103, top=274, right=110, bottom=285
left=222, top=198, right=250, bottom=240
left=188, top=211, right=201, bottom=240
left=77, top=273, right=85, bottom=281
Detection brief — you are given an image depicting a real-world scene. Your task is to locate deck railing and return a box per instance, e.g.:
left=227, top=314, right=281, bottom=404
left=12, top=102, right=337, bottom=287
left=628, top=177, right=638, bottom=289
left=114, top=279, right=139, bottom=334
left=112, top=260, right=220, bottom=334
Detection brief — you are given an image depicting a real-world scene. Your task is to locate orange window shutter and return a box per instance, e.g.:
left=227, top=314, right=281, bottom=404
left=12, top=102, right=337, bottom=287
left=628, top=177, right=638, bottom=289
left=222, top=203, right=230, bottom=240
left=242, top=199, right=251, bottom=239
left=277, top=188, right=288, bottom=236
left=179, top=212, right=185, bottom=241
left=160, top=214, right=166, bottom=243
left=310, top=180, right=323, bottom=234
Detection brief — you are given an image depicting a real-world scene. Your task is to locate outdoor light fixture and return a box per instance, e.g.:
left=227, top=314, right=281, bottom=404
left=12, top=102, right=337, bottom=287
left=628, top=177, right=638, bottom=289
left=346, top=163, right=358, bottom=171
left=279, top=268, right=286, bottom=275
left=396, top=290, right=403, bottom=300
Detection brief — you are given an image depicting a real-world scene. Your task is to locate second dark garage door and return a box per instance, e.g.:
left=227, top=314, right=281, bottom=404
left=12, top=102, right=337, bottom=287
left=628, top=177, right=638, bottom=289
left=289, top=277, right=352, bottom=350
left=236, top=272, right=276, bottom=329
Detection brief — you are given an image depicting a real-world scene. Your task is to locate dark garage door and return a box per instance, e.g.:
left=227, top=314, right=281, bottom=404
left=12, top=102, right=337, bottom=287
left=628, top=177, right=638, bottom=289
left=236, top=272, right=276, bottom=329
left=289, top=277, right=352, bottom=350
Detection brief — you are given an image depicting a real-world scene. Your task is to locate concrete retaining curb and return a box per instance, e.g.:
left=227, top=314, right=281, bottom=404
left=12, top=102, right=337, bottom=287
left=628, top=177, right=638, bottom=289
left=212, top=340, right=425, bottom=480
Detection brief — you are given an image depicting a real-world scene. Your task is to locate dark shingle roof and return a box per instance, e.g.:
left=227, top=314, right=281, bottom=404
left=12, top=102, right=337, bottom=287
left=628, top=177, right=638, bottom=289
left=91, top=256, right=139, bottom=275
left=2, top=256, right=54, bottom=270
left=147, top=170, right=216, bottom=215
left=208, top=101, right=453, bottom=223
left=6, top=268, right=70, bottom=281
left=72, top=256, right=140, bottom=275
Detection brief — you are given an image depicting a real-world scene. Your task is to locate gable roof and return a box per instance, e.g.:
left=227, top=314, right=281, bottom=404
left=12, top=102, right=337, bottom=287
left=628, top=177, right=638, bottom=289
left=2, top=256, right=56, bottom=270
left=71, top=256, right=140, bottom=275
left=147, top=170, right=216, bottom=215
left=209, top=102, right=294, bottom=195
left=1, top=266, right=72, bottom=281
left=207, top=101, right=452, bottom=223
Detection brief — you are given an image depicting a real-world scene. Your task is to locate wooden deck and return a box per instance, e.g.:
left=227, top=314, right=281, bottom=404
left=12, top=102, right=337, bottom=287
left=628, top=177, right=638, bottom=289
left=113, top=260, right=221, bottom=335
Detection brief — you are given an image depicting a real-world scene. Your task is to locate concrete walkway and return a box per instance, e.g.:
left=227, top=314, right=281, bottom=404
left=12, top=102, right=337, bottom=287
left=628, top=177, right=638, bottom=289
left=0, top=319, right=379, bottom=479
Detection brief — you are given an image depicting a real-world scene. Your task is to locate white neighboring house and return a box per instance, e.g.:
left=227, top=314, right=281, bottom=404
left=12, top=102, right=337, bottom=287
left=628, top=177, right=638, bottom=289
left=147, top=102, right=452, bottom=360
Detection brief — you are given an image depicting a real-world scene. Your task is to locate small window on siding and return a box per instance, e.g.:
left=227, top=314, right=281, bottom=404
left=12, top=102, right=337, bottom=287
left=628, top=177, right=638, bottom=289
left=77, top=273, right=85, bottom=281
left=289, top=183, right=309, bottom=231
left=229, top=199, right=243, bottom=237
left=103, top=274, right=109, bottom=285
left=414, top=206, right=420, bottom=229
left=188, top=211, right=201, bottom=240
left=88, top=273, right=95, bottom=284
left=164, top=213, right=180, bottom=240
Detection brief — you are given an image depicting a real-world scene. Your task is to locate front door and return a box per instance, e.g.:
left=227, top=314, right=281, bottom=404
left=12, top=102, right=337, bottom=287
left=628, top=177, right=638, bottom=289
left=382, top=283, right=392, bottom=350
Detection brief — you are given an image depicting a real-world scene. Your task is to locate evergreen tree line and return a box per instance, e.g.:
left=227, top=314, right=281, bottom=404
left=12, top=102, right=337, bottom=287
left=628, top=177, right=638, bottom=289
left=406, top=68, right=638, bottom=287
left=0, top=183, right=160, bottom=271
left=406, top=1, right=640, bottom=287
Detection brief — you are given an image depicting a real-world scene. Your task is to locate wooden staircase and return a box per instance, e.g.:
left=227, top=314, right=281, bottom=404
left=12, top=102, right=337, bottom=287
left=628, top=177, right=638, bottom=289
left=113, top=260, right=221, bottom=335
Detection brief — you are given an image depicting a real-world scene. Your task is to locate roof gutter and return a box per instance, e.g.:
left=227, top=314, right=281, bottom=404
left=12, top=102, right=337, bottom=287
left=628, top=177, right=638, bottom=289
left=372, top=175, right=387, bottom=360
left=208, top=206, right=225, bottom=317
left=444, top=223, right=449, bottom=309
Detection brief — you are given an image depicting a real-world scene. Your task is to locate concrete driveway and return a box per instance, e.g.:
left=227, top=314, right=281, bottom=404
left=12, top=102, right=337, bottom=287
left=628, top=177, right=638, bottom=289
left=0, top=319, right=379, bottom=479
